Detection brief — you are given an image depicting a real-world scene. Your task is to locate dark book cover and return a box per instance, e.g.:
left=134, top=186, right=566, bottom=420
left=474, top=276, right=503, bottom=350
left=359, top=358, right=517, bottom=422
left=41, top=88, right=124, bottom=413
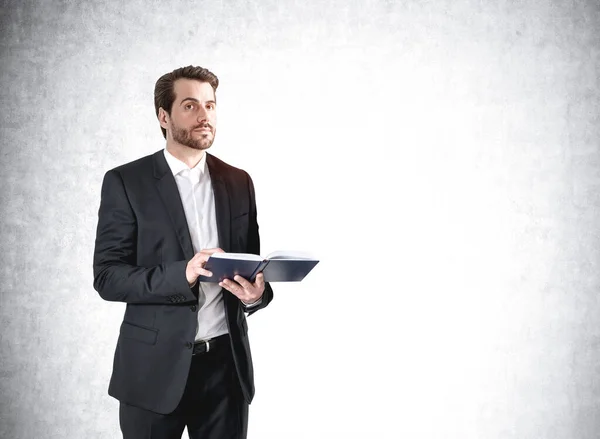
left=197, top=252, right=319, bottom=283
left=198, top=258, right=263, bottom=283
left=261, top=259, right=319, bottom=282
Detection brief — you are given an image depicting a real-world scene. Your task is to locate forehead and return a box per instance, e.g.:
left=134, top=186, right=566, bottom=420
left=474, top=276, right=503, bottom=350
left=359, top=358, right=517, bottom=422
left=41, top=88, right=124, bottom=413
left=173, top=79, right=215, bottom=102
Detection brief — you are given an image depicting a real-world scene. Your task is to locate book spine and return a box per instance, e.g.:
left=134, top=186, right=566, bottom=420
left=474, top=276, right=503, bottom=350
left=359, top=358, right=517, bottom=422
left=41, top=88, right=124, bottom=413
left=250, top=260, right=269, bottom=282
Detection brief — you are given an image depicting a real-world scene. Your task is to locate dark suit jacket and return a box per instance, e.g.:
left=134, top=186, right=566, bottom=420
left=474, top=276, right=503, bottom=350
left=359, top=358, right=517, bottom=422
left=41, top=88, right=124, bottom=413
left=93, top=150, right=273, bottom=414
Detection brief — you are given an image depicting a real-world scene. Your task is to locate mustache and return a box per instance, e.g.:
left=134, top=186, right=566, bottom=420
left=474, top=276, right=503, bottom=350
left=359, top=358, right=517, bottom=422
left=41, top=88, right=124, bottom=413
left=193, top=123, right=213, bottom=130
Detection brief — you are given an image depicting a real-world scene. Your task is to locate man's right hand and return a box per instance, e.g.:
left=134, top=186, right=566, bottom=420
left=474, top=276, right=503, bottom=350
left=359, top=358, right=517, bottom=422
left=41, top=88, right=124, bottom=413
left=186, top=248, right=224, bottom=285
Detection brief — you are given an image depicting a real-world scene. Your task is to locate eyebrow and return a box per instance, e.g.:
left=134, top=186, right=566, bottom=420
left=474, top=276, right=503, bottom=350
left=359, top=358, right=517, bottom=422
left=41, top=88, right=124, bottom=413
left=180, top=97, right=217, bottom=105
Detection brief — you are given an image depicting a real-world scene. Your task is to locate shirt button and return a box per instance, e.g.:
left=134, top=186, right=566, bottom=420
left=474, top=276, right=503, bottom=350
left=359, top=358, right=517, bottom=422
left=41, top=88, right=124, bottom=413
left=186, top=342, right=193, bottom=349
left=190, top=305, right=197, bottom=312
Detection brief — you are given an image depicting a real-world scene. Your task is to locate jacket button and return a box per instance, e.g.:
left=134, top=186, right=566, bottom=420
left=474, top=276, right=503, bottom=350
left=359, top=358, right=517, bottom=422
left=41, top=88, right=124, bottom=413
left=190, top=305, right=197, bottom=312
left=186, top=342, right=193, bottom=349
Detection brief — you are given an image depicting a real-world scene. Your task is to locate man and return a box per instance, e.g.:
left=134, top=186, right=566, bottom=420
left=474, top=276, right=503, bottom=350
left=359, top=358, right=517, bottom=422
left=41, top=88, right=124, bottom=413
left=93, top=65, right=273, bottom=439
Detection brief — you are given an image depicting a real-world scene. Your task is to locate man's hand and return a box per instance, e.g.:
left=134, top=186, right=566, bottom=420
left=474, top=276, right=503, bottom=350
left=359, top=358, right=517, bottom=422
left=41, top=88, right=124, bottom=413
left=219, top=273, right=265, bottom=305
left=186, top=248, right=224, bottom=285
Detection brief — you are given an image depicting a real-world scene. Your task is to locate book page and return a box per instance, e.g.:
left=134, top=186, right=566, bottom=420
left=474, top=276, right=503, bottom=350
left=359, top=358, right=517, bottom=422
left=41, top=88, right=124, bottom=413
left=210, top=252, right=263, bottom=261
left=265, top=250, right=316, bottom=260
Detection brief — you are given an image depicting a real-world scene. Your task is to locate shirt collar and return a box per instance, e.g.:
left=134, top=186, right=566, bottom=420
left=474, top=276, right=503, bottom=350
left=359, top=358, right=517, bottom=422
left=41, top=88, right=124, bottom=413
left=163, top=148, right=207, bottom=180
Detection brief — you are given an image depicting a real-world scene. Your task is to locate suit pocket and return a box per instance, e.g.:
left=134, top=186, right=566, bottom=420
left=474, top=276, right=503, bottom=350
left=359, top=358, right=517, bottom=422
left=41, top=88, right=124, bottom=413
left=120, top=321, right=158, bottom=345
left=232, top=212, right=249, bottom=220
left=231, top=212, right=249, bottom=228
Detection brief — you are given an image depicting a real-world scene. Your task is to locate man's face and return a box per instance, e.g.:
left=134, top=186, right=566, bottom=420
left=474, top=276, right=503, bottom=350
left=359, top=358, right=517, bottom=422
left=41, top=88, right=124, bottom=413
left=163, top=79, right=217, bottom=150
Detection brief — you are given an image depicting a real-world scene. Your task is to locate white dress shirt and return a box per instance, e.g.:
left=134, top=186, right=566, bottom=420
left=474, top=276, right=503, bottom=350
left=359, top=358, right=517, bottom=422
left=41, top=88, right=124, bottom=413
left=163, top=149, right=228, bottom=341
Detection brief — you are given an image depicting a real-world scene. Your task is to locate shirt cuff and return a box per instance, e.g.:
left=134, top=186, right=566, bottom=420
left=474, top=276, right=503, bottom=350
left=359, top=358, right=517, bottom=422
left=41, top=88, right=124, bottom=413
left=242, top=297, right=262, bottom=308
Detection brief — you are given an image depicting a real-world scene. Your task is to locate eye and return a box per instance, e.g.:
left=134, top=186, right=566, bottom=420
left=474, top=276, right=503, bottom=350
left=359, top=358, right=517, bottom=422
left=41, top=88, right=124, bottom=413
left=206, top=103, right=215, bottom=110
left=184, top=103, right=195, bottom=110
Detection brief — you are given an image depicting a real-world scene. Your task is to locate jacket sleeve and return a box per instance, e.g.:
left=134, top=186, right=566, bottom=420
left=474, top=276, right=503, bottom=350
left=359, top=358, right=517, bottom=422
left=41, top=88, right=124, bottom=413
left=242, top=171, right=273, bottom=316
left=93, top=170, right=197, bottom=304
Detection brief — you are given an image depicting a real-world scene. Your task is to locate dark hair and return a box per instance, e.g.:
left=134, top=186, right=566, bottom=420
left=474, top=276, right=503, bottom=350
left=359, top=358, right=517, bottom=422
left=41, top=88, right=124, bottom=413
left=154, top=65, right=219, bottom=138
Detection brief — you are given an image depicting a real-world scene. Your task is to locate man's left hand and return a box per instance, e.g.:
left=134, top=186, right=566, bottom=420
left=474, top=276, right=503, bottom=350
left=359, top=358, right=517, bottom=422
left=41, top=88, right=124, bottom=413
left=219, top=273, right=265, bottom=305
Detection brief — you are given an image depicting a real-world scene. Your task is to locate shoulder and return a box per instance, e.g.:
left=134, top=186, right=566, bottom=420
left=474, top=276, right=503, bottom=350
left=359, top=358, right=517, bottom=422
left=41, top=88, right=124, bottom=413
left=109, top=152, right=157, bottom=176
left=207, top=153, right=251, bottom=181
left=99, top=152, right=160, bottom=195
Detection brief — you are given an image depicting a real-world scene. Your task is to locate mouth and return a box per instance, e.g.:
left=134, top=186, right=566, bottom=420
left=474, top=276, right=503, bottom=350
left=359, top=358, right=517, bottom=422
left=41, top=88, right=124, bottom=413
left=194, top=129, right=212, bottom=136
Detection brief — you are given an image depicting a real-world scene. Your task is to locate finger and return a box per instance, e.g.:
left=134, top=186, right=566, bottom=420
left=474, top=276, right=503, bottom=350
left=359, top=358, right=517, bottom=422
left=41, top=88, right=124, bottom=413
left=219, top=280, right=242, bottom=298
left=220, top=278, right=241, bottom=290
left=254, top=272, right=265, bottom=288
left=201, top=247, right=224, bottom=255
left=195, top=253, right=211, bottom=263
left=233, top=275, right=252, bottom=290
left=226, top=280, right=252, bottom=301
left=219, top=281, right=232, bottom=294
left=196, top=248, right=224, bottom=263
left=198, top=268, right=213, bottom=277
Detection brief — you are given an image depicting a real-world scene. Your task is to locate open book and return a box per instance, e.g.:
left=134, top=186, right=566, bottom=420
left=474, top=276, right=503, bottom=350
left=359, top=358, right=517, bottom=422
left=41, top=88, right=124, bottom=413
left=198, top=251, right=319, bottom=283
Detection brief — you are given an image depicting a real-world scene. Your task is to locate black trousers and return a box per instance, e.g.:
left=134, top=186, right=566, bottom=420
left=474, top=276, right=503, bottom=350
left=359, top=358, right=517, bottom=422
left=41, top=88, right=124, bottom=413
left=119, top=337, right=248, bottom=439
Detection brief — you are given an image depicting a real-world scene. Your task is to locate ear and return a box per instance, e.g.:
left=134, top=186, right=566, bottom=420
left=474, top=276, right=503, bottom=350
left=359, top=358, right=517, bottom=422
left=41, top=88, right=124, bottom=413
left=158, top=107, right=170, bottom=130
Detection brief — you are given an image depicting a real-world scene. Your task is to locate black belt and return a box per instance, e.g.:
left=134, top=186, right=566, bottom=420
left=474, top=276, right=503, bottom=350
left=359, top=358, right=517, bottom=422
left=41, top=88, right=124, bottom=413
left=192, top=333, right=229, bottom=355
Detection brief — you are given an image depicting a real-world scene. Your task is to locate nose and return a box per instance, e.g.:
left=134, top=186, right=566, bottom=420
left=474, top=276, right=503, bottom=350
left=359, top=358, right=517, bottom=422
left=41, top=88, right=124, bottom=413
left=196, top=106, right=209, bottom=123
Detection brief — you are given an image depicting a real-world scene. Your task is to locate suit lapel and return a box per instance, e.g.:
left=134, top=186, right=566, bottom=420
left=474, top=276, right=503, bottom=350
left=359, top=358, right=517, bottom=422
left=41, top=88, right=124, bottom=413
left=207, top=154, right=241, bottom=321
left=207, top=154, right=238, bottom=320
left=152, top=150, right=232, bottom=257
left=207, top=153, right=231, bottom=253
left=153, top=151, right=195, bottom=260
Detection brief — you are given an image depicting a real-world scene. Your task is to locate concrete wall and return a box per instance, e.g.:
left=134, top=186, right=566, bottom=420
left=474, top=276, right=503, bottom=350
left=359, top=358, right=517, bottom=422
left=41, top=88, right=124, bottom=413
left=1, top=0, right=599, bottom=437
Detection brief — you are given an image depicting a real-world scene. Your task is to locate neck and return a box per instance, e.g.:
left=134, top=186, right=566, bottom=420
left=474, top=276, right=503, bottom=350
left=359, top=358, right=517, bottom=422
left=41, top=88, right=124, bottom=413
left=166, top=142, right=205, bottom=169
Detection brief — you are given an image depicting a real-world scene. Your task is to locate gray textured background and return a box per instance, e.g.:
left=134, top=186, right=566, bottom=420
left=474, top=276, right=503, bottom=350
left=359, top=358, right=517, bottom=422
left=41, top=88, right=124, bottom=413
left=1, top=0, right=599, bottom=438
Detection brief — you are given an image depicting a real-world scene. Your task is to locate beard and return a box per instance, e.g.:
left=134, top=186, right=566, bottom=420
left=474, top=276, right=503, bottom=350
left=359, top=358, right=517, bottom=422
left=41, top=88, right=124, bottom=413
left=171, top=122, right=215, bottom=151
